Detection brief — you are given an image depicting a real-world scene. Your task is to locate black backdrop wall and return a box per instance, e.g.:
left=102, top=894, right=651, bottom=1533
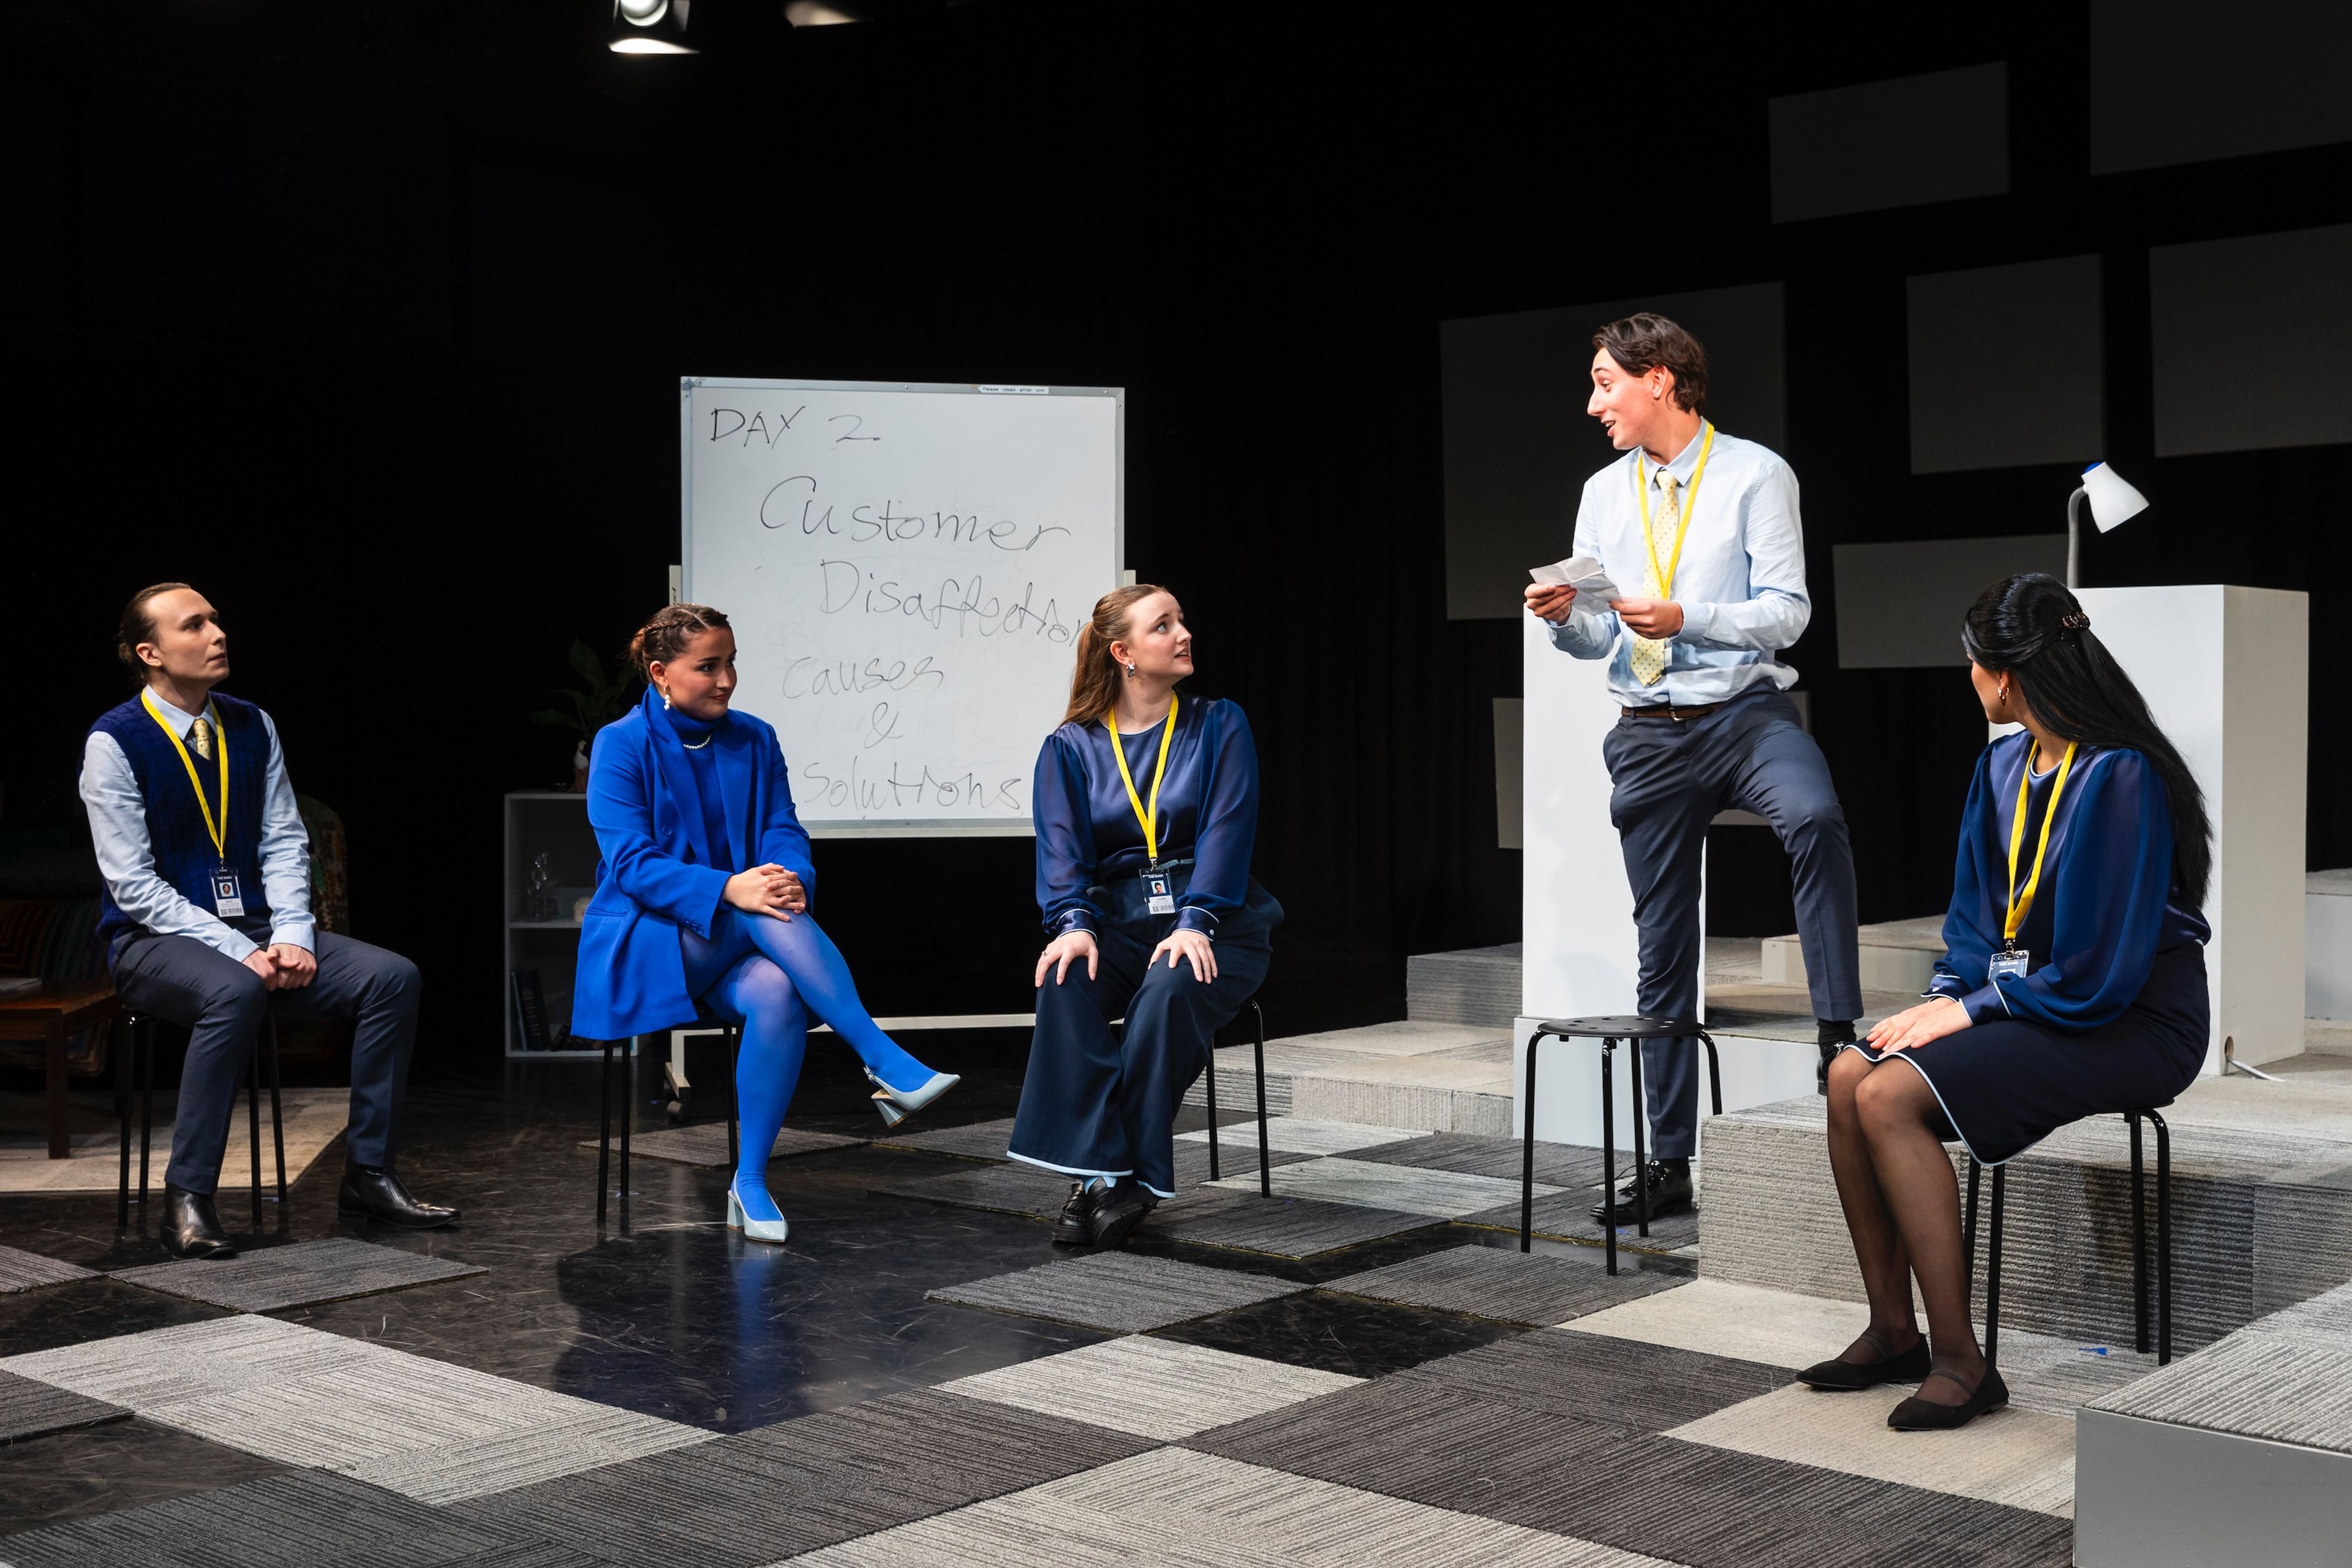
left=7, top=4, right=2347, bottom=1079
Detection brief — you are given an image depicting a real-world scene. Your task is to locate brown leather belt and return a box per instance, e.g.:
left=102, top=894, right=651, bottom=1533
left=1620, top=701, right=1727, bottom=722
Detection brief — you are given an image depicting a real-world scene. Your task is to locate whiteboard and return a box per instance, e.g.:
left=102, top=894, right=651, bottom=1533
left=680, top=378, right=1123, bottom=835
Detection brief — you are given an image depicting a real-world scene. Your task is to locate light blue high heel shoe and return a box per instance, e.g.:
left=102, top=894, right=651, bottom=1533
left=725, top=1178, right=790, bottom=1244
left=865, top=1068, right=960, bottom=1129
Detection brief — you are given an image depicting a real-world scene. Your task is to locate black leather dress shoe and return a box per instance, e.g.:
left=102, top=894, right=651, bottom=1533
left=1054, top=1182, right=1098, bottom=1246
left=338, top=1165, right=461, bottom=1229
left=1087, top=1181, right=1156, bottom=1250
left=1588, top=1161, right=1695, bottom=1224
left=1798, top=1330, right=1932, bottom=1391
left=161, top=1183, right=236, bottom=1259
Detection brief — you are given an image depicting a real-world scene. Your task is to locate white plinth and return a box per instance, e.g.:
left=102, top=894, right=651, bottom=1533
left=2077, top=586, right=2308, bottom=1071
left=2310, top=872, right=2352, bottom=1020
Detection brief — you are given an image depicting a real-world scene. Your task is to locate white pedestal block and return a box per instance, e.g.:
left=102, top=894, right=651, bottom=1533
left=2077, top=586, right=2309, bottom=1072
left=2310, top=872, right=2352, bottom=1020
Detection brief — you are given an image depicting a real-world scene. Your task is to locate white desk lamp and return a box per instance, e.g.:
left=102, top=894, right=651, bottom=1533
left=2067, top=462, right=2149, bottom=588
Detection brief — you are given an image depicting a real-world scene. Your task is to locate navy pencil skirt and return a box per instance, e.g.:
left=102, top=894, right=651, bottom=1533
left=1844, top=941, right=2209, bottom=1166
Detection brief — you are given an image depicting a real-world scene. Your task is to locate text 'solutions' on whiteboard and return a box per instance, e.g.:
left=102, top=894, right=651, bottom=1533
left=680, top=378, right=1124, bottom=835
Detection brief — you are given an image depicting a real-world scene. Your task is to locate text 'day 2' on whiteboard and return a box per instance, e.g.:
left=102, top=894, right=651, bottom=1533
left=680, top=379, right=1123, bottom=835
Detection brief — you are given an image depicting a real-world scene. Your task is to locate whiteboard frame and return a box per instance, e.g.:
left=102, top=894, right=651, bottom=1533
left=679, top=376, right=1125, bottom=839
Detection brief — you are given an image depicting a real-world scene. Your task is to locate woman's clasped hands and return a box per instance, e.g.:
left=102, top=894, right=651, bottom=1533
left=724, top=863, right=807, bottom=920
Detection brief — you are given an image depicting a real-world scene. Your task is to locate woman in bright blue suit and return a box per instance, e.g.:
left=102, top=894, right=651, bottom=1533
left=571, top=603, right=957, bottom=1243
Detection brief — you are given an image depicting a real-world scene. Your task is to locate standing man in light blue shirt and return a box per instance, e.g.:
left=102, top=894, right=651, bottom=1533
left=1526, top=314, right=1861, bottom=1224
left=81, top=583, right=458, bottom=1257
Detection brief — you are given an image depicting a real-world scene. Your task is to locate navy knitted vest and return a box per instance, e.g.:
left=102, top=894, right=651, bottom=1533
left=91, top=691, right=273, bottom=952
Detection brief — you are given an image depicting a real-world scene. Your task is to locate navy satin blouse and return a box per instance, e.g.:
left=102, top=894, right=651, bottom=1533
left=1033, top=695, right=1260, bottom=938
left=1928, top=734, right=2209, bottom=1031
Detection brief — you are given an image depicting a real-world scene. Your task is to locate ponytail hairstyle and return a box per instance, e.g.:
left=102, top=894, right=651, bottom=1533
left=628, top=602, right=731, bottom=674
left=1063, top=583, right=1170, bottom=725
left=1962, top=573, right=2211, bottom=908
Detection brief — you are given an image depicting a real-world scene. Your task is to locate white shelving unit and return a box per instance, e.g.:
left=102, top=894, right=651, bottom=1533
left=502, top=791, right=625, bottom=1059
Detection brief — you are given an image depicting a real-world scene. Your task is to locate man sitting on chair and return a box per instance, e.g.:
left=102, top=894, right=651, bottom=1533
left=81, top=582, right=456, bottom=1258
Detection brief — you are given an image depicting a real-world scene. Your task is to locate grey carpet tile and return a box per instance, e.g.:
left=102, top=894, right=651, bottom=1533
left=1321, top=1245, right=1687, bottom=1327
left=871, top=1115, right=1019, bottom=1161
left=927, top=1250, right=1308, bottom=1333
left=1192, top=1378, right=2073, bottom=1568
left=2088, top=1331, right=2352, bottom=1453
left=0, top=1367, right=129, bottom=1444
left=2243, top=1278, right=2352, bottom=1342
left=574, top=1123, right=864, bottom=1167
left=867, top=1161, right=1075, bottom=1219
left=1393, top=1327, right=1787, bottom=1431
left=0, top=1468, right=545, bottom=1567
left=108, top=1237, right=487, bottom=1313
left=464, top=1387, right=1153, bottom=1568
left=1141, top=1186, right=1446, bottom=1259
left=1459, top=1188, right=1700, bottom=1253
left=937, top=1334, right=1361, bottom=1439
left=0, top=1244, right=97, bottom=1294
left=2, top=1313, right=712, bottom=1504
left=1348, top=1131, right=1612, bottom=1187
left=1214, top=1156, right=1560, bottom=1219
left=1170, top=1142, right=1317, bottom=1189
left=783, top=1446, right=1678, bottom=1568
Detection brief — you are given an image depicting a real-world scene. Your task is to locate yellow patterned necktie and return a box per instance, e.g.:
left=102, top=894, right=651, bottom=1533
left=190, top=717, right=216, bottom=762
left=1629, top=469, right=1681, bottom=686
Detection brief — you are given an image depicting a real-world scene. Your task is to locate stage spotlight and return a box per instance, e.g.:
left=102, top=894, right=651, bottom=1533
left=611, top=0, right=696, bottom=53
left=783, top=2, right=865, bottom=23
left=2066, top=462, right=2150, bottom=587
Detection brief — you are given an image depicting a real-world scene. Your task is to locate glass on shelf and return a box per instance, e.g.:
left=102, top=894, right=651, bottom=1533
left=524, top=852, right=560, bottom=922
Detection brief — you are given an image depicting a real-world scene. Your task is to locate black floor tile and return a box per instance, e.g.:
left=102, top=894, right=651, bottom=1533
left=1394, top=1326, right=1790, bottom=1430
left=0, top=1276, right=231, bottom=1360
left=1151, top=1288, right=1525, bottom=1379
left=0, top=1417, right=297, bottom=1537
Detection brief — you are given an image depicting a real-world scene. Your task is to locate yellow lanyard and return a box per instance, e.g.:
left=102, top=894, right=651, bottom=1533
left=1633, top=421, right=1716, bottom=599
left=1107, top=696, right=1178, bottom=865
left=2002, top=741, right=2077, bottom=948
left=141, top=689, right=230, bottom=863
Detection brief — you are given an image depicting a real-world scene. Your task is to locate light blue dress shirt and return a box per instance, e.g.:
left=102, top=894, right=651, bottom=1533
left=1545, top=423, right=1810, bottom=706
left=79, top=690, right=315, bottom=961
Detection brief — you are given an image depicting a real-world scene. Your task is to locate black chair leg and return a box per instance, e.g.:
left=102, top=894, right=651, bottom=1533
left=1963, top=1157, right=1981, bottom=1284
left=137, top=1018, right=154, bottom=1215
left=1985, top=1163, right=2007, bottom=1366
left=247, top=1032, right=264, bottom=1229
left=2128, top=1112, right=2149, bottom=1354
left=1204, top=1041, right=1221, bottom=1182
left=114, top=1015, right=132, bottom=1227
left=726, top=1027, right=741, bottom=1171
left=1627, top=1039, right=1650, bottom=1238
left=1250, top=1000, right=1270, bottom=1197
left=1698, top=1030, right=1723, bottom=1116
left=2151, top=1109, right=2172, bottom=1365
left=619, top=1038, right=633, bottom=1208
left=1520, top=1031, right=1542, bottom=1253
left=265, top=1017, right=286, bottom=1209
left=1599, top=1040, right=1618, bottom=1276
left=597, top=1037, right=613, bottom=1224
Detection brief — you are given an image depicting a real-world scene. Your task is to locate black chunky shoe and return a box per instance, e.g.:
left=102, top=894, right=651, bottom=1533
left=1054, top=1182, right=1098, bottom=1246
left=1817, top=1020, right=1856, bottom=1095
left=1589, top=1161, right=1694, bottom=1224
left=1888, top=1363, right=2009, bottom=1430
left=1798, top=1329, right=1931, bottom=1391
left=1087, top=1180, right=1157, bottom=1250
left=161, top=1184, right=236, bottom=1260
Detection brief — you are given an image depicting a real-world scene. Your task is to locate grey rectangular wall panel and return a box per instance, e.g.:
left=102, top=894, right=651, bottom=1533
left=1769, top=64, right=2008, bottom=223
left=2151, top=224, right=2352, bottom=456
left=2075, top=1410, right=2352, bottom=1567
left=1440, top=282, right=1784, bottom=620
left=1907, top=256, right=2103, bottom=474
left=2091, top=0, right=2352, bottom=173
left=1833, top=535, right=2067, bottom=668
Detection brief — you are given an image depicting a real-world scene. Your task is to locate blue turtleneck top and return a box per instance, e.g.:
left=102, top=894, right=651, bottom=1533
left=668, top=709, right=736, bottom=876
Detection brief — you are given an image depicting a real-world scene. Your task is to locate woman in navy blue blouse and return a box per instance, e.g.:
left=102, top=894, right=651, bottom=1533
left=1804, top=574, right=2211, bottom=1430
left=1007, top=584, right=1283, bottom=1249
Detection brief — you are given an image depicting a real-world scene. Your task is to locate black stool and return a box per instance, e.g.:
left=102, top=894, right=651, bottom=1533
left=597, top=1023, right=742, bottom=1223
left=1963, top=1104, right=2173, bottom=1366
left=1521, top=1015, right=1721, bottom=1274
left=122, top=1011, right=288, bottom=1231
left=1200, top=998, right=1272, bottom=1196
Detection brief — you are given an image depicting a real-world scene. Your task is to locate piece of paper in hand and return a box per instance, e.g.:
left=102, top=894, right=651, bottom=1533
left=1529, top=556, right=1621, bottom=605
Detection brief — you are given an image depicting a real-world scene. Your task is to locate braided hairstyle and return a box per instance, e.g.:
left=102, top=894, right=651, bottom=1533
left=1962, top=573, right=2211, bottom=907
left=628, top=602, right=731, bottom=674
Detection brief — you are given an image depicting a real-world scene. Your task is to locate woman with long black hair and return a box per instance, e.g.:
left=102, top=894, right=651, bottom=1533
left=1802, top=573, right=2211, bottom=1430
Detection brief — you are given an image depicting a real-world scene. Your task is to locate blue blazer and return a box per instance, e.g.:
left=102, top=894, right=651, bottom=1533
left=570, top=688, right=816, bottom=1040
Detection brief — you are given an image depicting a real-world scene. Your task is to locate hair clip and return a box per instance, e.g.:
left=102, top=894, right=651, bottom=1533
left=2060, top=611, right=2090, bottom=632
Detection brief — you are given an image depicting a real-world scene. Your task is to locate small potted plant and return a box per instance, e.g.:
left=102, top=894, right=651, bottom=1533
left=530, top=639, right=641, bottom=790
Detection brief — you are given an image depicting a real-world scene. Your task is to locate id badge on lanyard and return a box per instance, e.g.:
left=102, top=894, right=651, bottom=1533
left=1988, top=948, right=2029, bottom=981
left=1109, top=696, right=1183, bottom=920
left=211, top=865, right=247, bottom=919
left=1142, top=864, right=1175, bottom=916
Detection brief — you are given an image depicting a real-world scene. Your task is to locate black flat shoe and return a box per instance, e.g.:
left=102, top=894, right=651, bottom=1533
left=1589, top=1161, right=1694, bottom=1224
left=160, top=1184, right=236, bottom=1260
left=1087, top=1181, right=1156, bottom=1251
left=1888, top=1364, right=2009, bottom=1430
left=338, top=1165, right=461, bottom=1229
left=1054, top=1182, right=1098, bottom=1246
left=1798, top=1330, right=1931, bottom=1390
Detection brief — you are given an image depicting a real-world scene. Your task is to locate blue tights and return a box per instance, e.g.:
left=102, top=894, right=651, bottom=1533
left=684, top=905, right=933, bottom=1223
